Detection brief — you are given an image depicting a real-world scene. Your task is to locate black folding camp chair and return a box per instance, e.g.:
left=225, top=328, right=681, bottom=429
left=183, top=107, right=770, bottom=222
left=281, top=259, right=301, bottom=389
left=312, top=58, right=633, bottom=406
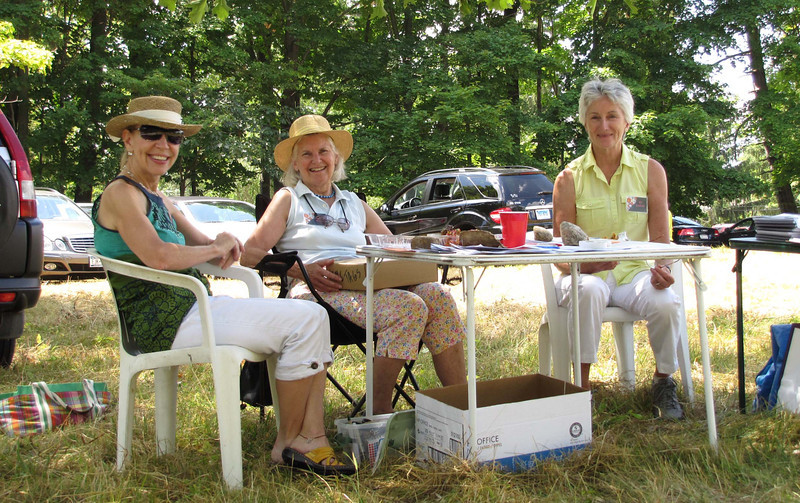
left=240, top=194, right=420, bottom=418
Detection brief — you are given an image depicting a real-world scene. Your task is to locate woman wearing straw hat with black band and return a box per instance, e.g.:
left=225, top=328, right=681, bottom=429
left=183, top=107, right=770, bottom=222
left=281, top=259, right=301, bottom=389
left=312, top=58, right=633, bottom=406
left=242, top=114, right=467, bottom=415
left=93, top=96, right=354, bottom=475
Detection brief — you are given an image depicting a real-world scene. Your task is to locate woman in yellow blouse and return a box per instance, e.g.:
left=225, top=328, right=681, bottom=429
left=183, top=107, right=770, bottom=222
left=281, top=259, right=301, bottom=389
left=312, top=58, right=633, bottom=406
left=552, top=78, right=683, bottom=420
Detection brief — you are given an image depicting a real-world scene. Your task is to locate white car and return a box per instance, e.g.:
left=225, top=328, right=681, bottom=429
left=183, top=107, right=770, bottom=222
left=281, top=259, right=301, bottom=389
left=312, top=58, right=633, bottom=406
left=75, top=201, right=93, bottom=215
left=35, top=188, right=103, bottom=278
left=170, top=196, right=257, bottom=244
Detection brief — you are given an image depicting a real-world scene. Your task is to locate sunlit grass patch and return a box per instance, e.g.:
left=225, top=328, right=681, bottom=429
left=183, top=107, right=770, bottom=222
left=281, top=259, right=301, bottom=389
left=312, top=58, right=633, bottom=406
left=2, top=248, right=800, bottom=500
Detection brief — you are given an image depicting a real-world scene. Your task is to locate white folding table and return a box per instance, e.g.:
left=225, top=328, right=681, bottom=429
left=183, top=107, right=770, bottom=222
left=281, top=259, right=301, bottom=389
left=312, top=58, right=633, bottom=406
left=356, top=242, right=717, bottom=457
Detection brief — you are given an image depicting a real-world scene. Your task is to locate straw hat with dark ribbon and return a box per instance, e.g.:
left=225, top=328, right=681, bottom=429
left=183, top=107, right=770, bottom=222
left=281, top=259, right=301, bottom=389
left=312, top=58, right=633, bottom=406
left=273, top=115, right=353, bottom=171
left=105, top=96, right=202, bottom=142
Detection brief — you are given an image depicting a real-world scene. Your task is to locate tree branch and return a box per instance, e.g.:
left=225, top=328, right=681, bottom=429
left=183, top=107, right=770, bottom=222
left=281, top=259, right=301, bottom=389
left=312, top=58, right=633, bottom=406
left=710, top=51, right=750, bottom=66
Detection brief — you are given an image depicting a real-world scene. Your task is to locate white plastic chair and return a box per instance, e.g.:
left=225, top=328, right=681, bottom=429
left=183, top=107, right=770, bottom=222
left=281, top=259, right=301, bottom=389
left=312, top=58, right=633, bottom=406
left=538, top=260, right=694, bottom=402
left=90, top=250, right=280, bottom=490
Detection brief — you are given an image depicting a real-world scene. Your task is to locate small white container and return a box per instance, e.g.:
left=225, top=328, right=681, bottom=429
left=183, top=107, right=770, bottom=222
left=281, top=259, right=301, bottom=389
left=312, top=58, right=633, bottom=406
left=578, top=238, right=611, bottom=250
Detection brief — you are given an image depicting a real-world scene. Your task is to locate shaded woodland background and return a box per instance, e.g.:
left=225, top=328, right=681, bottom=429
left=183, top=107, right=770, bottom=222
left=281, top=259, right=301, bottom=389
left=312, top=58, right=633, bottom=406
left=2, top=0, right=799, bottom=222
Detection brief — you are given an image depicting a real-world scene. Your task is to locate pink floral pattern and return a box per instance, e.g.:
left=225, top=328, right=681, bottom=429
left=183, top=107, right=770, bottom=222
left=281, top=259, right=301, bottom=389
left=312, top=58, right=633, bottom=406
left=289, top=281, right=465, bottom=359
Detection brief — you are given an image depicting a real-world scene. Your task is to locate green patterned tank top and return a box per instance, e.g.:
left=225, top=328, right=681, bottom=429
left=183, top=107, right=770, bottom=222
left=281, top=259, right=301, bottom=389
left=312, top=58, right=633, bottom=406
left=92, top=176, right=211, bottom=353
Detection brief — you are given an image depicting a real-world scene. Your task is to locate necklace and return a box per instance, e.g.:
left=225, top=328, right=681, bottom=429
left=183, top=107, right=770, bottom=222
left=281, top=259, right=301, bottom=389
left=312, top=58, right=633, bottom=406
left=124, top=169, right=159, bottom=195
left=314, top=188, right=335, bottom=199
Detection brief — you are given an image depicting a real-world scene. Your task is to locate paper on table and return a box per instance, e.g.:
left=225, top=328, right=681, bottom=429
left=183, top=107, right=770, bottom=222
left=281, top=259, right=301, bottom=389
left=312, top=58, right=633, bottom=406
left=430, top=243, right=562, bottom=254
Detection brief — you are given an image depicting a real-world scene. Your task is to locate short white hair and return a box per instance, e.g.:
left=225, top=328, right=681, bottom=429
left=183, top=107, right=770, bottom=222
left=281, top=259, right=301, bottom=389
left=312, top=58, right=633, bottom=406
left=280, top=133, right=348, bottom=187
left=578, top=78, right=635, bottom=126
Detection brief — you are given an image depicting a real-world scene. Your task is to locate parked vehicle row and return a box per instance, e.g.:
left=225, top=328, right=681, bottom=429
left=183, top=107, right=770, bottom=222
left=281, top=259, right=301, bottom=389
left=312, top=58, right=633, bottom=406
left=33, top=181, right=759, bottom=284
left=671, top=215, right=756, bottom=247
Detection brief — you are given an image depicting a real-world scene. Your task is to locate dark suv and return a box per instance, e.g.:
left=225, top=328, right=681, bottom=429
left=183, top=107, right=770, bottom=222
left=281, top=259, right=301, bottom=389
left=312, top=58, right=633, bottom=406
left=378, top=166, right=554, bottom=235
left=0, top=109, right=43, bottom=367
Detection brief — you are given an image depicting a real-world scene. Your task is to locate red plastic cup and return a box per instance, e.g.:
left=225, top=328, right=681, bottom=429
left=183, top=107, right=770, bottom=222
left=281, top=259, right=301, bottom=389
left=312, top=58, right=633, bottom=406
left=499, top=211, right=528, bottom=248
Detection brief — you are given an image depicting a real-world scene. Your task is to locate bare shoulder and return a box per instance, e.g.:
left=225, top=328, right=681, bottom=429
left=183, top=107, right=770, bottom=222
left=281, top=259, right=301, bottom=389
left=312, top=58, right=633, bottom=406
left=648, top=157, right=665, bottom=173
left=268, top=188, right=292, bottom=211
left=553, top=168, right=575, bottom=193
left=361, top=198, right=378, bottom=214
left=101, top=178, right=145, bottom=207
left=555, top=167, right=574, bottom=183
left=96, top=178, right=146, bottom=229
left=647, top=157, right=667, bottom=184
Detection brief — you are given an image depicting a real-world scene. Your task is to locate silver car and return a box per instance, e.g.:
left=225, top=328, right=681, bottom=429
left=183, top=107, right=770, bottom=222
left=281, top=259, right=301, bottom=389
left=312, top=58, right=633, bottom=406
left=35, top=188, right=103, bottom=278
left=170, top=196, right=257, bottom=244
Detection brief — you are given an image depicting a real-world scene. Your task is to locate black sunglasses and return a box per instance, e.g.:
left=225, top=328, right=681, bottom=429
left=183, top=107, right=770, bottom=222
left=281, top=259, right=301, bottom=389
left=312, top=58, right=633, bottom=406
left=133, top=125, right=185, bottom=145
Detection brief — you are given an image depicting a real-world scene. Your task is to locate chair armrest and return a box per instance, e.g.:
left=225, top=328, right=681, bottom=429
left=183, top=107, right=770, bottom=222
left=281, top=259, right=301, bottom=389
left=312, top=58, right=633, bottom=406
left=89, top=248, right=209, bottom=299
left=254, top=251, right=299, bottom=278
left=254, top=252, right=327, bottom=304
left=195, top=262, right=264, bottom=299
left=88, top=248, right=216, bottom=350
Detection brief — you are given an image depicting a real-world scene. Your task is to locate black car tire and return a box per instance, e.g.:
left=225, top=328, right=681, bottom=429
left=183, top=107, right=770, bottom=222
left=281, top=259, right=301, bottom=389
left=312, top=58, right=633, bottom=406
left=0, top=310, right=24, bottom=339
left=0, top=157, right=20, bottom=243
left=0, top=339, right=16, bottom=368
left=0, top=311, right=23, bottom=367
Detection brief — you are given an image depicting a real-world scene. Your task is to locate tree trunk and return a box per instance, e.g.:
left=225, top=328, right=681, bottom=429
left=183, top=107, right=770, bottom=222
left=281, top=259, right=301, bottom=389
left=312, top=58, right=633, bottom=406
left=746, top=18, right=797, bottom=213
left=75, top=5, right=108, bottom=202
left=504, top=6, right=521, bottom=159
left=266, top=0, right=303, bottom=197
left=536, top=15, right=543, bottom=113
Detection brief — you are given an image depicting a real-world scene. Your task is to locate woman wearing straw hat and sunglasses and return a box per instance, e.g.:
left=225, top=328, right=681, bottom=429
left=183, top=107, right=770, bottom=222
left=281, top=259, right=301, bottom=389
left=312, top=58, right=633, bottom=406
left=242, top=114, right=467, bottom=415
left=93, top=96, right=354, bottom=475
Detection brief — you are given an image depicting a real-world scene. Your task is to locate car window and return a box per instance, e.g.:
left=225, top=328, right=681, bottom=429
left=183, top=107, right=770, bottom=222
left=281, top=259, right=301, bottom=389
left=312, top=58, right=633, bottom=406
left=451, top=179, right=464, bottom=200
left=461, top=174, right=499, bottom=200
left=184, top=201, right=256, bottom=223
left=37, top=195, right=90, bottom=221
left=392, top=181, right=427, bottom=210
left=431, top=177, right=458, bottom=202
left=499, top=174, right=553, bottom=203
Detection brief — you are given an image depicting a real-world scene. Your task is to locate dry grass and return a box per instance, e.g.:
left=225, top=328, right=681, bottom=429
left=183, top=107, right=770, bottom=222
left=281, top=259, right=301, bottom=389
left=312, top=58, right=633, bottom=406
left=2, top=246, right=800, bottom=501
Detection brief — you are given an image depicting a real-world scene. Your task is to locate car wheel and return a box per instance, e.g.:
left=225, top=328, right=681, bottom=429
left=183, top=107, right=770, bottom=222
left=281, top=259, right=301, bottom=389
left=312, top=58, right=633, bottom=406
left=0, top=311, right=23, bottom=367
left=0, top=339, right=16, bottom=367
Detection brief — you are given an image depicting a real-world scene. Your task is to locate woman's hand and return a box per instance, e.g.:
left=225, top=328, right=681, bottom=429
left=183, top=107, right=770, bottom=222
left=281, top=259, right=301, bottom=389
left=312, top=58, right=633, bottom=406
left=580, top=261, right=618, bottom=274
left=212, top=232, right=243, bottom=269
left=303, top=258, right=342, bottom=293
left=650, top=264, right=674, bottom=290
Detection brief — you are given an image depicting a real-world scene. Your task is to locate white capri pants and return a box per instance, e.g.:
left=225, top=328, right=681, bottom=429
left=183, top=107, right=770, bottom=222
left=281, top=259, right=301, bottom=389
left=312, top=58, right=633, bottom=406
left=171, top=296, right=333, bottom=381
left=555, top=269, right=681, bottom=375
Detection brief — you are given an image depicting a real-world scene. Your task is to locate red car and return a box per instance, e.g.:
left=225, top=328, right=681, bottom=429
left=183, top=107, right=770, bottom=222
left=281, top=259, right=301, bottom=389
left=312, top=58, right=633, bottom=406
left=0, top=110, right=43, bottom=367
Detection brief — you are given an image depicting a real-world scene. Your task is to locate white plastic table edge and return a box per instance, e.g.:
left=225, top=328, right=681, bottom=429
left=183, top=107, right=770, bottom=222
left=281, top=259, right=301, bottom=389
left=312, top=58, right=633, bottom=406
left=358, top=243, right=718, bottom=459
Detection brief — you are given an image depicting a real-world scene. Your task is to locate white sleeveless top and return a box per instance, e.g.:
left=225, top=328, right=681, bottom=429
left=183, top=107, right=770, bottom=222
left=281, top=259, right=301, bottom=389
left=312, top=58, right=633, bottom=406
left=276, top=181, right=368, bottom=264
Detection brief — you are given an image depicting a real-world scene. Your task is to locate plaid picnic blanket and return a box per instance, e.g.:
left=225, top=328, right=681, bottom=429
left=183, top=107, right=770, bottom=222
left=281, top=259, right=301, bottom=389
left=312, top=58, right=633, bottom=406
left=0, top=379, right=111, bottom=436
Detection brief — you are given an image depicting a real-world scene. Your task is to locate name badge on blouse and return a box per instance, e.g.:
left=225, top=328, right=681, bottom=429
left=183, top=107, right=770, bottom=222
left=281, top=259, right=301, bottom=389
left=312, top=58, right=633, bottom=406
left=626, top=196, right=647, bottom=213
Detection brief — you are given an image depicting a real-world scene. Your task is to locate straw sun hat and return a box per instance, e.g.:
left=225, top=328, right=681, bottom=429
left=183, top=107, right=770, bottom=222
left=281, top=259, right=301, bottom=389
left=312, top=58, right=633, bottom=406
left=105, top=96, right=202, bottom=142
left=273, top=114, right=353, bottom=171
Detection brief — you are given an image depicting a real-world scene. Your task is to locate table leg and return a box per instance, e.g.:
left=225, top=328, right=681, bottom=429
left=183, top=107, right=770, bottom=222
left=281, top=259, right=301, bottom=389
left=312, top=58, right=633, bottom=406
left=365, top=258, right=375, bottom=417
left=690, top=258, right=718, bottom=449
left=570, top=263, right=581, bottom=388
left=735, top=249, right=746, bottom=413
left=733, top=248, right=747, bottom=414
left=465, top=266, right=478, bottom=460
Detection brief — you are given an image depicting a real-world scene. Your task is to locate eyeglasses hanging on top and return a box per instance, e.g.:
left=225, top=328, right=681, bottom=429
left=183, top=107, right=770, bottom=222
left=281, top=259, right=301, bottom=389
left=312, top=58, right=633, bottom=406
left=302, top=194, right=350, bottom=232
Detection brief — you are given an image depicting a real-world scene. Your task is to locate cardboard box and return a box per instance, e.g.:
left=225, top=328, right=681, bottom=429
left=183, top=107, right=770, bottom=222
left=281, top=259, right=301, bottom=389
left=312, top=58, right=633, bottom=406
left=415, top=374, right=591, bottom=471
left=327, top=257, right=438, bottom=290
